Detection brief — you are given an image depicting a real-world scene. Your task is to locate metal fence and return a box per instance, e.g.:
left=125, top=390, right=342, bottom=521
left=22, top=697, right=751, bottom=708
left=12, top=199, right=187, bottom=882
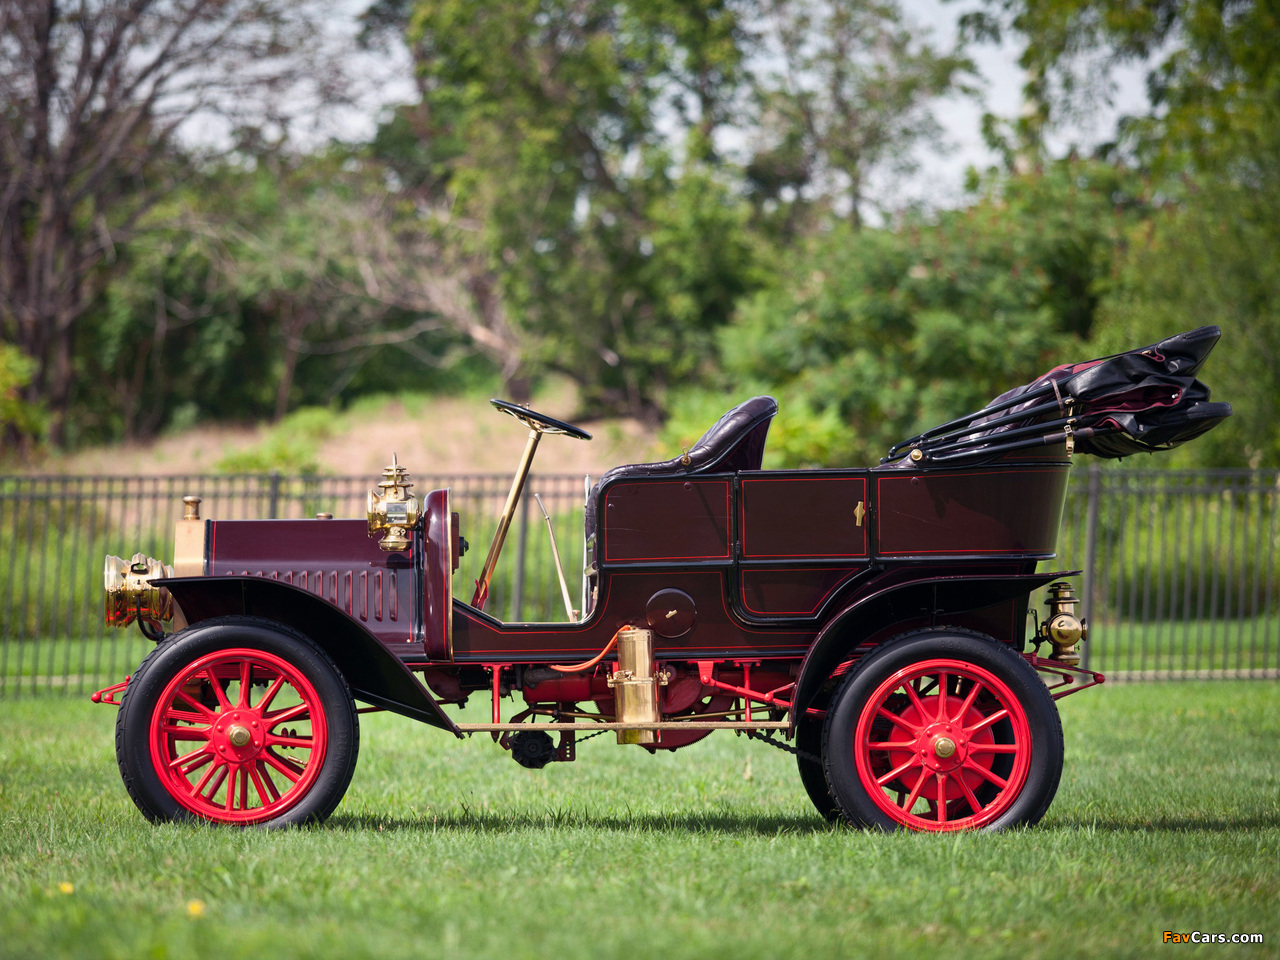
left=1056, top=466, right=1279, bottom=679
left=1, top=466, right=1276, bottom=697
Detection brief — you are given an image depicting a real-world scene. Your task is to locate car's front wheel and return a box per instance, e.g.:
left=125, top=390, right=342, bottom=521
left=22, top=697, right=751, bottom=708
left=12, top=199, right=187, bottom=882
left=823, top=628, right=1063, bottom=832
left=115, top=617, right=359, bottom=827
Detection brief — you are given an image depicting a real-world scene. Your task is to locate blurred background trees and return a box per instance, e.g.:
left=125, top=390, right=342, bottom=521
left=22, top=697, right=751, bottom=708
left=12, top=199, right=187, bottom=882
left=0, top=0, right=346, bottom=446
left=1, top=0, right=1276, bottom=466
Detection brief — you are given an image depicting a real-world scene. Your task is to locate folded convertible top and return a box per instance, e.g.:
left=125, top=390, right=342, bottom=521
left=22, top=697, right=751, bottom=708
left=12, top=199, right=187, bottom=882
left=883, top=326, right=1233, bottom=465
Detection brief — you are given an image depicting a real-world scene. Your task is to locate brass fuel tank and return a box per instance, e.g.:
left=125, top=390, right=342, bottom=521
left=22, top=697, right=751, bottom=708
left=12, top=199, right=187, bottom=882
left=608, top=627, right=668, bottom=745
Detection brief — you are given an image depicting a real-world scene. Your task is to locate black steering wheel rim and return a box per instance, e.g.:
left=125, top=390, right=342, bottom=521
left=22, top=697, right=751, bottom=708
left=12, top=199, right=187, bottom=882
left=490, top=399, right=592, bottom=441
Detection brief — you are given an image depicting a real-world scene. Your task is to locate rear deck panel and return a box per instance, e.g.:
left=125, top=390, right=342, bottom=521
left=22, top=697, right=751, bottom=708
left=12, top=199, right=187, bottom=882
left=875, top=466, right=1069, bottom=557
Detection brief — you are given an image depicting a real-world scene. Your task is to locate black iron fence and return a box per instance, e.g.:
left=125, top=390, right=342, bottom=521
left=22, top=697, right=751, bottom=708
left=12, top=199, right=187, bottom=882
left=1055, top=466, right=1279, bottom=678
left=1, top=466, right=1276, bottom=697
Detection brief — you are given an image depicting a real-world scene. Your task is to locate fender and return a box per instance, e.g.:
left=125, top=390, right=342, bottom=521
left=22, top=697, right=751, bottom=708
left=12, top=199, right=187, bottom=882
left=159, top=576, right=460, bottom=736
left=790, top=571, right=1069, bottom=722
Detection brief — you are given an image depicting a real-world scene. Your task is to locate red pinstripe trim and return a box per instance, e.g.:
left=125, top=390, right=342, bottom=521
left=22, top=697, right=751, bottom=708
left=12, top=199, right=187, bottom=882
left=876, top=468, right=1063, bottom=555
left=740, top=477, right=868, bottom=558
left=601, top=480, right=732, bottom=562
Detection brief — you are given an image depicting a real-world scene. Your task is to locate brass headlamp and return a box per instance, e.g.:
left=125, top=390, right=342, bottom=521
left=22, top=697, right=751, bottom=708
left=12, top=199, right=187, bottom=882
left=104, top=553, right=174, bottom=628
left=366, top=453, right=421, bottom=552
left=1039, top=581, right=1088, bottom=665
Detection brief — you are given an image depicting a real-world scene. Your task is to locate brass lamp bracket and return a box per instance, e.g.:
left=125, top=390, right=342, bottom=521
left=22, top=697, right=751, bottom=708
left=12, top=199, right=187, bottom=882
left=366, top=453, right=421, bottom=553
left=1039, top=580, right=1088, bottom=666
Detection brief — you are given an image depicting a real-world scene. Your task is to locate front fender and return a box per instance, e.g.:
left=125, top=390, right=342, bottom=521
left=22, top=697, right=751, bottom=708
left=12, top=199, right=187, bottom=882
left=790, top=571, right=1068, bottom=721
left=159, top=576, right=460, bottom=736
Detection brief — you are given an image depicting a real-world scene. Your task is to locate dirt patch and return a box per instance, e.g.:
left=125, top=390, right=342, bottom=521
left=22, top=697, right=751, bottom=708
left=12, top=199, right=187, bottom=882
left=321, top=396, right=662, bottom=477
left=29, top=392, right=666, bottom=479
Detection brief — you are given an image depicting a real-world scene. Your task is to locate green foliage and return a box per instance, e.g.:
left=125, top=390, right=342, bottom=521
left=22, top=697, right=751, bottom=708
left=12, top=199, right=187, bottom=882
left=994, top=0, right=1280, bottom=468
left=1093, top=181, right=1280, bottom=467
left=402, top=0, right=767, bottom=417
left=748, top=0, right=974, bottom=230
left=672, top=160, right=1143, bottom=466
left=9, top=0, right=1274, bottom=472
left=64, top=154, right=495, bottom=448
left=214, top=407, right=338, bottom=475
left=0, top=344, right=46, bottom=446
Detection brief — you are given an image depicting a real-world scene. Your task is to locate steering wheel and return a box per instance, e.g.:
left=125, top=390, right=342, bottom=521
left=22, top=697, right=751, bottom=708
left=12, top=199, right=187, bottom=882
left=490, top=399, right=592, bottom=441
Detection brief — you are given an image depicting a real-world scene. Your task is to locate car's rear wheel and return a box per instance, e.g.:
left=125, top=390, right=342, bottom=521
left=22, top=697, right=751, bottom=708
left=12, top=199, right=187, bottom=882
left=823, top=628, right=1062, bottom=832
left=796, top=712, right=840, bottom=822
left=116, top=617, right=359, bottom=827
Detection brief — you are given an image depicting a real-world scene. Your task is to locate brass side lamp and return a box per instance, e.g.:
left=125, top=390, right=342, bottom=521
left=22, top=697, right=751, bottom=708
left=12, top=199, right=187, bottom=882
left=367, top=453, right=421, bottom=552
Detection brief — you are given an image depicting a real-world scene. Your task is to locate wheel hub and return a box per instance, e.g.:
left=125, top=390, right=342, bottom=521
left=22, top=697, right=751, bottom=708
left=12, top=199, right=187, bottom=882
left=228, top=724, right=252, bottom=748
left=213, top=711, right=264, bottom=759
left=918, top=722, right=967, bottom=772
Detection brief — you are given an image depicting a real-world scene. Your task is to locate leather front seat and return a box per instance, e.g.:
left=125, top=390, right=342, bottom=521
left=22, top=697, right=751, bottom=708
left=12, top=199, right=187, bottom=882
left=584, top=395, right=778, bottom=539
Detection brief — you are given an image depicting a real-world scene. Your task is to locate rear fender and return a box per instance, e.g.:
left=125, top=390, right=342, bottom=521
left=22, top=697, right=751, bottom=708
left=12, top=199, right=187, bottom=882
left=159, top=576, right=460, bottom=736
left=791, top=572, right=1066, bottom=722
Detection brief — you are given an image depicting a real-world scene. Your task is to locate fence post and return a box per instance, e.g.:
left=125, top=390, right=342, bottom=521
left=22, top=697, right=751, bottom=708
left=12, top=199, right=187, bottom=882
left=1081, top=462, right=1102, bottom=670
left=268, top=471, right=281, bottom=519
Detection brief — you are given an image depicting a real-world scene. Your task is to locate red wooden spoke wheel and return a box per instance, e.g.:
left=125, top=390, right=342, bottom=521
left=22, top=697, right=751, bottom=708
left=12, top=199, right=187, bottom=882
left=823, top=629, right=1063, bottom=833
left=116, top=618, right=359, bottom=827
left=149, top=648, right=328, bottom=824
left=853, top=659, right=1030, bottom=830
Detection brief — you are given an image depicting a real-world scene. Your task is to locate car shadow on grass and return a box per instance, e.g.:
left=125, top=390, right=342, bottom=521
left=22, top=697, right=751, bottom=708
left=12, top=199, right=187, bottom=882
left=327, top=809, right=837, bottom=836
left=326, top=810, right=1280, bottom=836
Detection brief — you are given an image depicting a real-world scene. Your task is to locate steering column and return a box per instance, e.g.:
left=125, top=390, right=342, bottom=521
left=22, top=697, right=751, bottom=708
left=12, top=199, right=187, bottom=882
left=471, top=400, right=591, bottom=610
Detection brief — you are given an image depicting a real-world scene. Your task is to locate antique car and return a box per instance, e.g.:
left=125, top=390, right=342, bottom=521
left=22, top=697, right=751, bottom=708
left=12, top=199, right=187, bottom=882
left=93, top=327, right=1231, bottom=832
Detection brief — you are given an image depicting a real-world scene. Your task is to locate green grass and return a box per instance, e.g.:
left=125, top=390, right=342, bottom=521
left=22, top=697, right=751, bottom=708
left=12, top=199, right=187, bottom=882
left=1, top=682, right=1277, bottom=959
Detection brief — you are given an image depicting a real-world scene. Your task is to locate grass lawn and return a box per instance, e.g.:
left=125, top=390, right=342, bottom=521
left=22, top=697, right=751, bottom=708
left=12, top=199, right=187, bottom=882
left=1, top=682, right=1277, bottom=960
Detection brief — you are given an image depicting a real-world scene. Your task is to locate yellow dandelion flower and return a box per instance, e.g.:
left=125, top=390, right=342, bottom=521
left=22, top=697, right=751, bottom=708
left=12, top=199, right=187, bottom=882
left=186, top=899, right=206, bottom=918
left=57, top=882, right=74, bottom=894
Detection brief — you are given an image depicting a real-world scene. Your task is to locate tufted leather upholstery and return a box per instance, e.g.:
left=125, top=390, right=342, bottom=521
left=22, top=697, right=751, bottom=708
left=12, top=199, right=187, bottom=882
left=584, top=396, right=778, bottom=540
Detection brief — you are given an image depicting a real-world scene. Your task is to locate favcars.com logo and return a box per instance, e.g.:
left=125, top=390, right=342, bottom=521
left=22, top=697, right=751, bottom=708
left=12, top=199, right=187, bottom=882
left=1164, top=932, right=1264, bottom=944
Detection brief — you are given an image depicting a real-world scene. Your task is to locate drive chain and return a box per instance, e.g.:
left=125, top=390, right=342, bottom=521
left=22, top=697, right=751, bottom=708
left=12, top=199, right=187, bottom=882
left=746, top=730, right=821, bottom=765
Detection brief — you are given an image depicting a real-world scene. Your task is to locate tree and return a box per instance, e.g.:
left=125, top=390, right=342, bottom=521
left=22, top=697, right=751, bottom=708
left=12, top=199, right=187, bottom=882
left=962, top=0, right=1280, bottom=171
left=0, top=342, right=45, bottom=455
left=379, top=0, right=969, bottom=419
left=0, top=0, right=344, bottom=444
left=71, top=150, right=497, bottom=444
left=667, top=159, right=1147, bottom=466
left=373, top=0, right=766, bottom=419
left=1093, top=170, right=1280, bottom=468
left=963, top=0, right=1280, bottom=466
left=747, top=0, right=974, bottom=232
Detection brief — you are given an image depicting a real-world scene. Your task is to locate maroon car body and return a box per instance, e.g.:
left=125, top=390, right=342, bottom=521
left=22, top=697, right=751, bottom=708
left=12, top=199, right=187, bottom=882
left=96, top=329, right=1229, bottom=832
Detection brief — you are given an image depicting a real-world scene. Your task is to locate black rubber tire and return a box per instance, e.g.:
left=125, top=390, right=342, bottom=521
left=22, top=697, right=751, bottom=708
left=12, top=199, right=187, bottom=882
left=115, top=616, right=359, bottom=827
left=822, top=628, right=1063, bottom=832
left=796, top=713, right=841, bottom=822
